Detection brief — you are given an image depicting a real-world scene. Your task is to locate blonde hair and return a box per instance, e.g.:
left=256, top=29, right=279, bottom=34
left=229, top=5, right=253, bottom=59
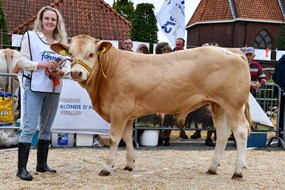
left=33, top=6, right=68, bottom=43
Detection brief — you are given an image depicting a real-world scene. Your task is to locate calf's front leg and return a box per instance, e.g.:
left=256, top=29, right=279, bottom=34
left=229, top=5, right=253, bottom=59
left=99, top=119, right=127, bottom=176
left=122, top=119, right=136, bottom=171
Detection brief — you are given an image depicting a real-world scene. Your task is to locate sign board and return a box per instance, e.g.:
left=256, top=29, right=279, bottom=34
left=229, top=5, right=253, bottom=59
left=52, top=78, right=110, bottom=134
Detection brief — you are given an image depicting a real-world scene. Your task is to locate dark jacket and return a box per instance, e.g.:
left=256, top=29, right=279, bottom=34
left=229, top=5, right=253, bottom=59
left=273, top=55, right=285, bottom=95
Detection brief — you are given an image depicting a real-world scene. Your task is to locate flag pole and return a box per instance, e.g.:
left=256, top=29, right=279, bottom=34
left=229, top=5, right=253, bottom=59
left=175, top=0, right=178, bottom=43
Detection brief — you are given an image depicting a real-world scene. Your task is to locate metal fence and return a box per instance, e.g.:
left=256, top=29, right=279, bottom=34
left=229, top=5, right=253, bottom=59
left=253, top=83, right=280, bottom=123
left=133, top=82, right=285, bottom=148
left=254, top=82, right=285, bottom=147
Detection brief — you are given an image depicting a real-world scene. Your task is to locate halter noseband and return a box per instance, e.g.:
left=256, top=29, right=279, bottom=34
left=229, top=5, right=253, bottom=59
left=70, top=56, right=107, bottom=78
left=70, top=59, right=92, bottom=73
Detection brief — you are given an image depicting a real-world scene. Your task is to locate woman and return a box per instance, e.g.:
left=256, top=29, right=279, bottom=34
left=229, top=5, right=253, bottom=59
left=15, top=6, right=68, bottom=181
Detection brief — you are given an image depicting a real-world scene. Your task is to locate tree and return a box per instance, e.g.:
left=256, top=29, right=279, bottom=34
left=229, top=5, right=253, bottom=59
left=0, top=0, right=9, bottom=48
left=130, top=3, right=158, bottom=53
left=277, top=24, right=285, bottom=50
left=112, top=0, right=135, bottom=23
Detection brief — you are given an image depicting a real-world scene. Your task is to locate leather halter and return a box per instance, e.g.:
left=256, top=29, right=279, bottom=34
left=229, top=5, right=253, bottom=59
left=70, top=59, right=92, bottom=73
left=70, top=56, right=107, bottom=78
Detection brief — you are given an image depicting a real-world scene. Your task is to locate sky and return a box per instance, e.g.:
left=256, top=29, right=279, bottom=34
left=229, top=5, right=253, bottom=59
left=104, top=0, right=201, bottom=47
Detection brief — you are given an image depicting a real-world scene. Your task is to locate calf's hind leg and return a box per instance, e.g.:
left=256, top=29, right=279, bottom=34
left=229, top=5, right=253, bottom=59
left=207, top=103, right=230, bottom=175
left=230, top=110, right=249, bottom=179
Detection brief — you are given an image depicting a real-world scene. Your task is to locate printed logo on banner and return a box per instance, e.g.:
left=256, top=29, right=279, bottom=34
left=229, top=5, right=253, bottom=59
left=156, top=0, right=185, bottom=47
left=58, top=133, right=68, bottom=145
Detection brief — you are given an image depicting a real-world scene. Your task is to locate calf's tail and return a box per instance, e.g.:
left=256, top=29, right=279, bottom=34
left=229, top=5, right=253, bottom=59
left=244, top=101, right=251, bottom=133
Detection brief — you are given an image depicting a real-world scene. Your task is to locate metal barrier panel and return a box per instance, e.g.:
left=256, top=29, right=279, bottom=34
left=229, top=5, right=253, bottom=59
left=133, top=82, right=284, bottom=148
left=134, top=83, right=282, bottom=130
left=0, top=73, right=20, bottom=128
left=253, top=83, right=281, bottom=130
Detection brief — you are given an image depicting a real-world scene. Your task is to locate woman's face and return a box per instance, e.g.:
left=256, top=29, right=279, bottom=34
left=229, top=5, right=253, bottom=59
left=42, top=10, right=57, bottom=33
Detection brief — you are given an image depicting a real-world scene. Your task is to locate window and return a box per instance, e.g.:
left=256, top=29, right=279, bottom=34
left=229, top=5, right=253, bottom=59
left=253, top=29, right=272, bottom=49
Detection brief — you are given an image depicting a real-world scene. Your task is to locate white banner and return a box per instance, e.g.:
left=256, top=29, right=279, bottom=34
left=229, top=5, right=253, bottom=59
left=249, top=93, right=274, bottom=127
left=156, top=0, right=185, bottom=47
left=51, top=78, right=110, bottom=134
left=11, top=34, right=23, bottom=47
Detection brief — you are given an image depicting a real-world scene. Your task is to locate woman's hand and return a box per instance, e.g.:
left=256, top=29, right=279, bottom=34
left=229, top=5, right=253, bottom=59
left=49, top=69, right=64, bottom=78
left=37, top=60, right=57, bottom=70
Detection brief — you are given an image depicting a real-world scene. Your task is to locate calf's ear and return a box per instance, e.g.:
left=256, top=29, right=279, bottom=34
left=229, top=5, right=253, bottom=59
left=97, top=42, right=112, bottom=54
left=50, top=43, right=70, bottom=56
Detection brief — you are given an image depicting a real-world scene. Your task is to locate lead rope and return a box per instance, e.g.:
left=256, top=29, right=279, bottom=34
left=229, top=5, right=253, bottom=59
left=36, top=56, right=106, bottom=146
left=36, top=58, right=71, bottom=147
left=98, top=55, right=107, bottom=79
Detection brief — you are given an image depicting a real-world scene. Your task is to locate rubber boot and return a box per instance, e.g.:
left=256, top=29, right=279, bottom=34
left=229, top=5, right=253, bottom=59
left=190, top=130, right=201, bottom=139
left=164, top=138, right=170, bottom=146
left=179, top=130, right=188, bottom=139
left=205, top=138, right=215, bottom=147
left=163, top=130, right=171, bottom=146
left=16, top=143, right=33, bottom=181
left=36, top=140, right=56, bottom=173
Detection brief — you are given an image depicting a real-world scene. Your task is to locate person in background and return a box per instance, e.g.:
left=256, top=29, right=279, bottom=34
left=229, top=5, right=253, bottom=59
left=122, top=37, right=133, bottom=52
left=162, top=46, right=172, bottom=54
left=14, top=6, right=68, bottom=181
left=155, top=42, right=170, bottom=54
left=273, top=54, right=285, bottom=140
left=243, top=47, right=267, bottom=94
left=120, top=37, right=134, bottom=147
left=173, top=38, right=185, bottom=51
left=134, top=43, right=150, bottom=145
left=154, top=42, right=188, bottom=145
left=160, top=45, right=173, bottom=146
left=136, top=44, right=149, bottom=54
left=172, top=38, right=188, bottom=139
left=190, top=42, right=219, bottom=147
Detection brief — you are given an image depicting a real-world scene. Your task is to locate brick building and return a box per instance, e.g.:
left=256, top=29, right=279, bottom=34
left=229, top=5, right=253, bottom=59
left=186, top=0, right=285, bottom=50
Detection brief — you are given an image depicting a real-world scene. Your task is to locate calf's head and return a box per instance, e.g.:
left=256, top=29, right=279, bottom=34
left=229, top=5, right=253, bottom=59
left=51, top=35, right=112, bottom=82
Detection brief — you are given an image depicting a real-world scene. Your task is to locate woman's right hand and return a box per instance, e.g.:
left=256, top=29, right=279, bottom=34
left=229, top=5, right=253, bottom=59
left=37, top=61, right=57, bottom=70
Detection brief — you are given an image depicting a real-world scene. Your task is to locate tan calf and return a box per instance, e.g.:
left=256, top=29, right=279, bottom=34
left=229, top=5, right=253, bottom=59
left=51, top=35, right=251, bottom=179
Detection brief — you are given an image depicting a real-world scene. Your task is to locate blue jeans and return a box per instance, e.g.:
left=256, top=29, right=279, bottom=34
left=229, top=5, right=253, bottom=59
left=19, top=80, right=60, bottom=143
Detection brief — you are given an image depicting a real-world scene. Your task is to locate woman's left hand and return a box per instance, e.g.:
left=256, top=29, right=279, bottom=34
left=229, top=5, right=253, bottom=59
left=49, top=69, right=64, bottom=78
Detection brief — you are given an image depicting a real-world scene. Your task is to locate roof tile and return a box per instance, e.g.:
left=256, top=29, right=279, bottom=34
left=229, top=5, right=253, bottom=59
left=2, top=0, right=131, bottom=40
left=187, top=0, right=285, bottom=26
left=234, top=0, right=283, bottom=21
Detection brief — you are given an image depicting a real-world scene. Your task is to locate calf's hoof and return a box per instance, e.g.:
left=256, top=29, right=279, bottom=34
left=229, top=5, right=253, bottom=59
left=232, top=173, right=243, bottom=179
left=98, top=170, right=110, bottom=176
left=123, top=166, right=133, bottom=171
left=206, top=170, right=217, bottom=175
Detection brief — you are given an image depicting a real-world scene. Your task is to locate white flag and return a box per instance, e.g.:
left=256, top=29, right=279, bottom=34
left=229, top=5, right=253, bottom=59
left=156, top=0, right=185, bottom=47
